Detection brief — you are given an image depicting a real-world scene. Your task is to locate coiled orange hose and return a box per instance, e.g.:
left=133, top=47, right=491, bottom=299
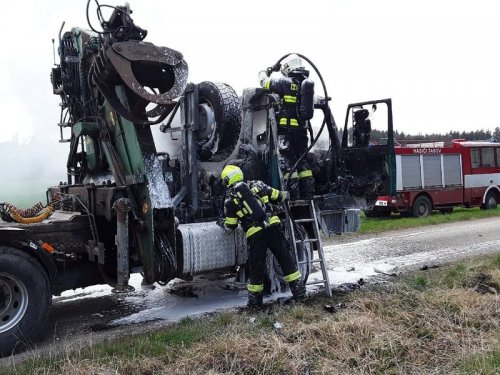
left=2, top=202, right=56, bottom=224
left=7, top=205, right=55, bottom=224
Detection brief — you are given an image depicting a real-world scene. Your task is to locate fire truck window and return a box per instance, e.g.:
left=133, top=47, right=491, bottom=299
left=496, top=148, right=500, bottom=167
left=481, top=148, right=494, bottom=167
left=471, top=148, right=480, bottom=168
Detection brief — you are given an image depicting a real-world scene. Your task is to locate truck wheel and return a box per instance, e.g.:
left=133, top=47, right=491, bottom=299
left=293, top=224, right=312, bottom=284
left=197, top=81, right=242, bottom=162
left=412, top=196, right=432, bottom=218
left=482, top=191, right=498, bottom=210
left=0, top=247, right=51, bottom=356
left=266, top=225, right=311, bottom=294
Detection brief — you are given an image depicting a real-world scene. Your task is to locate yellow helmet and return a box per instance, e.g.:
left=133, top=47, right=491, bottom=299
left=221, top=165, right=243, bottom=186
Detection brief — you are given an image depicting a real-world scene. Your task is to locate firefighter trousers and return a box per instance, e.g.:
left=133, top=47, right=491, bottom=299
left=278, top=128, right=315, bottom=199
left=246, top=224, right=301, bottom=295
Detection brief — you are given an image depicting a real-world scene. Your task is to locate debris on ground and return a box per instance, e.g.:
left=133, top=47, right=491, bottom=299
left=324, top=301, right=347, bottom=314
left=323, top=305, right=336, bottom=313
left=273, top=322, right=283, bottom=330
left=471, top=273, right=499, bottom=294
left=374, top=267, right=398, bottom=277
left=419, top=264, right=442, bottom=271
left=165, top=279, right=198, bottom=298
left=221, top=282, right=247, bottom=291
left=277, top=296, right=295, bottom=305
left=333, top=282, right=361, bottom=294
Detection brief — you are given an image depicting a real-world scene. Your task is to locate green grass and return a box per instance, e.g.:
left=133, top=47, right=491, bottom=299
left=359, top=206, right=500, bottom=233
left=6, top=254, right=499, bottom=375
left=460, top=349, right=500, bottom=375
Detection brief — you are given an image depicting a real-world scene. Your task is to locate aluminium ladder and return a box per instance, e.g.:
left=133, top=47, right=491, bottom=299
left=287, top=200, right=332, bottom=297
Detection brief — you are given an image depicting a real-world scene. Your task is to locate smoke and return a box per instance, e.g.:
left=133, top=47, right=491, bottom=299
left=0, top=137, right=67, bottom=206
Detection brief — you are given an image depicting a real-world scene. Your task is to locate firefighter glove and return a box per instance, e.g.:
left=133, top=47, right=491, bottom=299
left=216, top=217, right=225, bottom=228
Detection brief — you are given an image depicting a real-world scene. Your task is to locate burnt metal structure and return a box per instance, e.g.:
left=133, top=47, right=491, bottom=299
left=0, top=2, right=395, bottom=355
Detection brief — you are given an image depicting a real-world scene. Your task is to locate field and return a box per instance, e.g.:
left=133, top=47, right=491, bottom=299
left=359, top=206, right=500, bottom=233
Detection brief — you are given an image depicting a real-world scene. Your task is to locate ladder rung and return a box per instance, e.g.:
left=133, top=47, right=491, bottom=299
left=299, top=259, right=323, bottom=265
left=293, top=218, right=315, bottom=223
left=295, top=238, right=319, bottom=243
left=310, top=259, right=324, bottom=264
left=306, top=280, right=328, bottom=285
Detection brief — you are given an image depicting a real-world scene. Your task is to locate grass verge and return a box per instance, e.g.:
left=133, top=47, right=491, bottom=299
left=5, top=254, right=499, bottom=375
left=359, top=207, right=500, bottom=233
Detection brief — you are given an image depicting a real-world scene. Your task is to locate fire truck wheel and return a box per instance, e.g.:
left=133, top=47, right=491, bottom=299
left=412, top=195, right=432, bottom=218
left=0, top=247, right=51, bottom=356
left=197, top=81, right=242, bottom=162
left=482, top=191, right=498, bottom=210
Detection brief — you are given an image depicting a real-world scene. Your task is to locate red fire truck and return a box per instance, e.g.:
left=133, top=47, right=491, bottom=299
left=365, top=139, right=500, bottom=217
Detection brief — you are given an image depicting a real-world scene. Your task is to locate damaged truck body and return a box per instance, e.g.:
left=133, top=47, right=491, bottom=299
left=0, top=2, right=395, bottom=355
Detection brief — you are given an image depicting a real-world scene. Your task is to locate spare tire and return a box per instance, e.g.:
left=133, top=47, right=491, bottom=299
left=197, top=81, right=241, bottom=162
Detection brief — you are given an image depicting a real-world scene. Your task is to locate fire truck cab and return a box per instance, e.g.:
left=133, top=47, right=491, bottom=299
left=366, top=139, right=500, bottom=218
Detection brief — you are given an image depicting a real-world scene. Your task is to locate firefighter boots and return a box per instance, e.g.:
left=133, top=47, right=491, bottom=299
left=247, top=291, right=264, bottom=309
left=289, top=279, right=307, bottom=301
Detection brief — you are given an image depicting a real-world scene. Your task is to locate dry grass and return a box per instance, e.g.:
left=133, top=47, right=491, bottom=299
left=5, top=255, right=500, bottom=375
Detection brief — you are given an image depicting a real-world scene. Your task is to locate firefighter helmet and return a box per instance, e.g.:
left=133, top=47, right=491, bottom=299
left=281, top=54, right=304, bottom=76
left=221, top=164, right=244, bottom=186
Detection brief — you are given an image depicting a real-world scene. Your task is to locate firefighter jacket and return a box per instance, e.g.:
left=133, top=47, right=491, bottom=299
left=259, top=70, right=314, bottom=129
left=223, top=180, right=287, bottom=238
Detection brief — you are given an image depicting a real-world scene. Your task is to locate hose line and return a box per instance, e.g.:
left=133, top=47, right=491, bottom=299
left=0, top=200, right=59, bottom=224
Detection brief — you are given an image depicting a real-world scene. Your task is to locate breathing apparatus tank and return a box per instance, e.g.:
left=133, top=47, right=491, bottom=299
left=233, top=181, right=267, bottom=223
left=298, top=78, right=314, bottom=121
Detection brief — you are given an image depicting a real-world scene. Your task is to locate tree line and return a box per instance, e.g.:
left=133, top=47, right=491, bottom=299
left=369, top=126, right=500, bottom=144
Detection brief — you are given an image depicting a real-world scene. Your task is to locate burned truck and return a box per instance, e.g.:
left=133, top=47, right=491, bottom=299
left=0, top=2, right=395, bottom=355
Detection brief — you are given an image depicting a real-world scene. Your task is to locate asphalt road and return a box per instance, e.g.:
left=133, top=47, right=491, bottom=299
left=1, top=216, right=499, bottom=368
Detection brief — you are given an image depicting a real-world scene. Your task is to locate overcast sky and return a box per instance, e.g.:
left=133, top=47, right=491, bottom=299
left=0, top=0, right=499, bottom=199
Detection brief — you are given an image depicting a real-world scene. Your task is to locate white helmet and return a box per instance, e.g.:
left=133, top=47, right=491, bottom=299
left=281, top=54, right=304, bottom=76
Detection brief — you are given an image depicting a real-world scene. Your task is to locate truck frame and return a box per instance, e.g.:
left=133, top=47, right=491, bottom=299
left=0, top=2, right=396, bottom=355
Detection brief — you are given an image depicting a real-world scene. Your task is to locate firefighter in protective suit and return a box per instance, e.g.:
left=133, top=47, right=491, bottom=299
left=259, top=54, right=315, bottom=200
left=220, top=164, right=306, bottom=308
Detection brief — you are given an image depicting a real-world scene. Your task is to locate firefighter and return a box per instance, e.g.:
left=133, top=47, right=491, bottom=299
left=353, top=108, right=372, bottom=147
left=259, top=54, right=315, bottom=200
left=219, top=164, right=306, bottom=309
